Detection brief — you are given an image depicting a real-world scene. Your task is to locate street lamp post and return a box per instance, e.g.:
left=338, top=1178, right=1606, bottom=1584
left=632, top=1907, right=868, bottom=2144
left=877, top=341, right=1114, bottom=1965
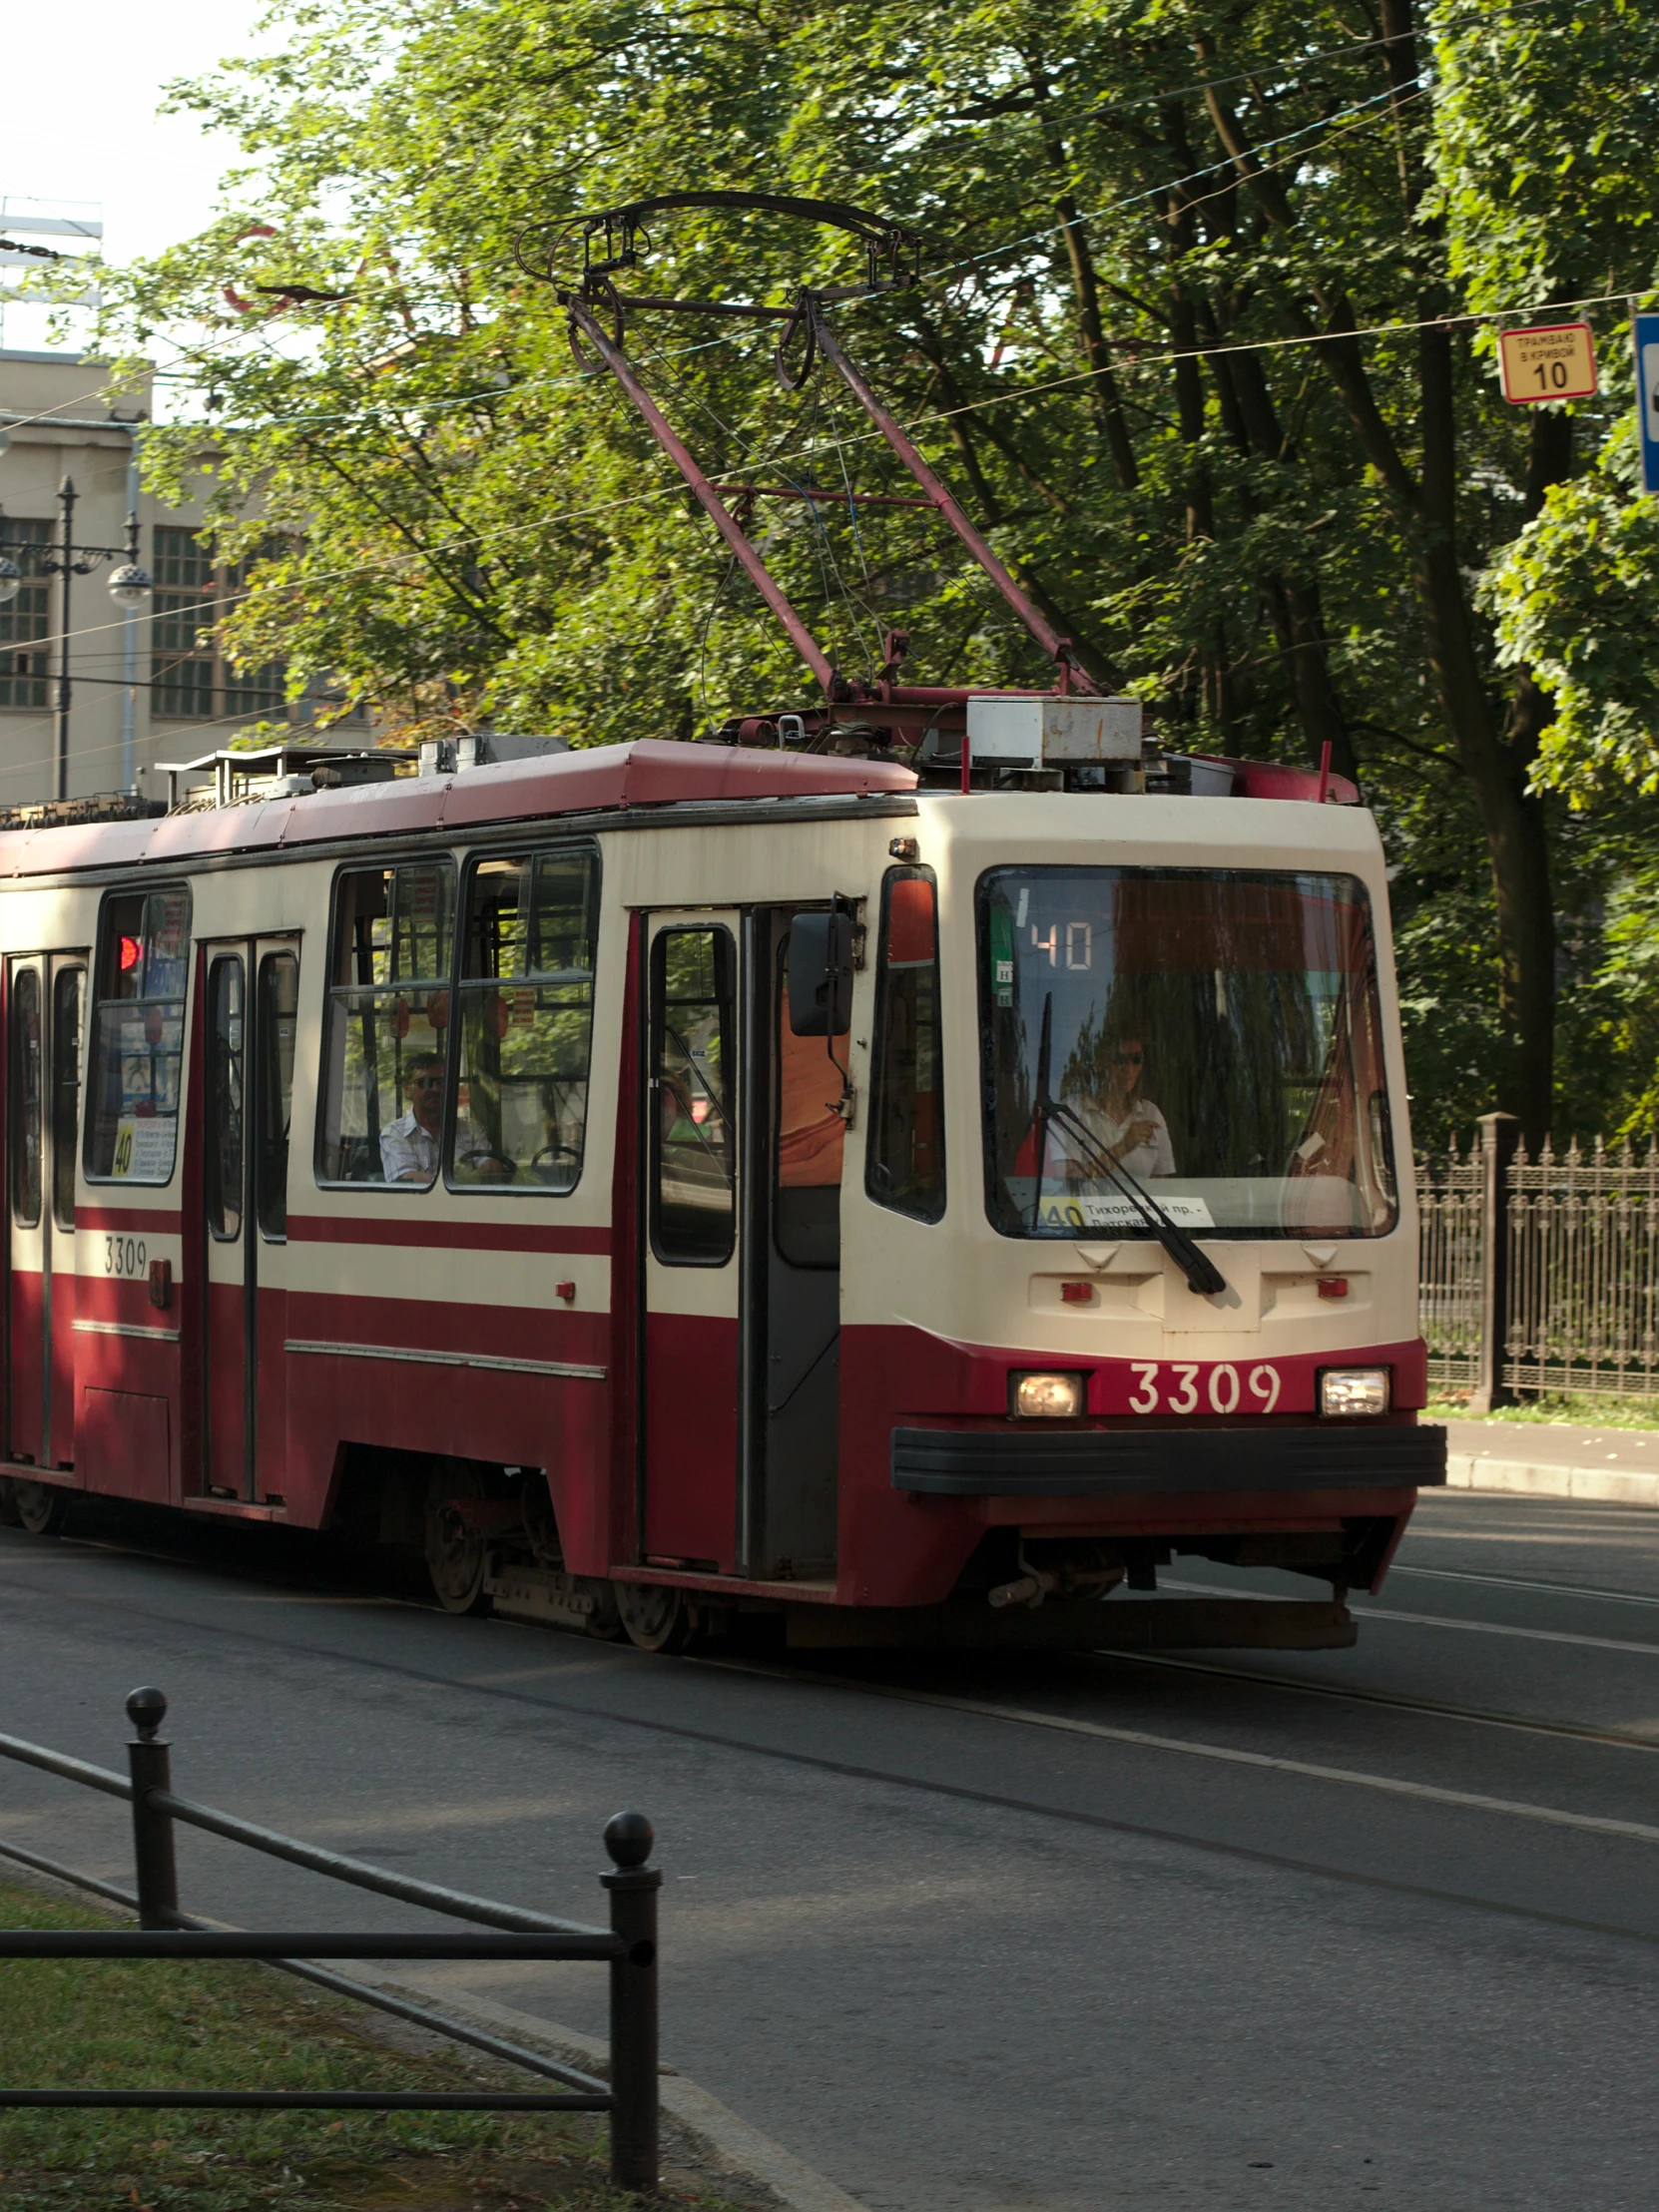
left=0, top=475, right=153, bottom=802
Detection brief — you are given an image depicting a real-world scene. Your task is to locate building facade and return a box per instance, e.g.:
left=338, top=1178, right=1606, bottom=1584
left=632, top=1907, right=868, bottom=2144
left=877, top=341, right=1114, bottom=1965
left=0, top=350, right=362, bottom=812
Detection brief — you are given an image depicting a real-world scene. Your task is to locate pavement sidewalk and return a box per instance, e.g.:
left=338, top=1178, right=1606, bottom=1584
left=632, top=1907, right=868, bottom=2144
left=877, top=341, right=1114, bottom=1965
left=1442, top=1416, right=1659, bottom=1506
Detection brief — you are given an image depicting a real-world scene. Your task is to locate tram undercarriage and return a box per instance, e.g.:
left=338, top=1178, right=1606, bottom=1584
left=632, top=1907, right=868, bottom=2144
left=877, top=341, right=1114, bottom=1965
left=353, top=1453, right=1387, bottom=1653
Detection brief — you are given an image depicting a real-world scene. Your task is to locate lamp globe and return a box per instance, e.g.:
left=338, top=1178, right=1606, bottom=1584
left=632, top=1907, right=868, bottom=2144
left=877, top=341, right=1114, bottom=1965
left=108, top=563, right=152, bottom=608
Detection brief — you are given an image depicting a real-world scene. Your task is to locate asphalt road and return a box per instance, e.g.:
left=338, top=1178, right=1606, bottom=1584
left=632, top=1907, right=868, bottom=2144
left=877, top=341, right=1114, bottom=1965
left=3, top=1489, right=1659, bottom=2211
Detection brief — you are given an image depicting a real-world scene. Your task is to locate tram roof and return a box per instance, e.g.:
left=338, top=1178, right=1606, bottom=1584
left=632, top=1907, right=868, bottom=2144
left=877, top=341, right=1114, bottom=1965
left=0, top=741, right=919, bottom=880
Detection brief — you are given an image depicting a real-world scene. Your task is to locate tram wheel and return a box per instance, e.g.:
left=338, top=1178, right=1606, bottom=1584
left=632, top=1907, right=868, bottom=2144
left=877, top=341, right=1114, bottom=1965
left=424, top=1462, right=491, bottom=1616
left=12, top=1481, right=70, bottom=1537
left=615, top=1579, right=690, bottom=1653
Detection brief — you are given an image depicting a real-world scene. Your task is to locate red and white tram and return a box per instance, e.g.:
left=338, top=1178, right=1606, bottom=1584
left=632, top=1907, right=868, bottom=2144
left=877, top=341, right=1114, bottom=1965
left=0, top=731, right=1441, bottom=1650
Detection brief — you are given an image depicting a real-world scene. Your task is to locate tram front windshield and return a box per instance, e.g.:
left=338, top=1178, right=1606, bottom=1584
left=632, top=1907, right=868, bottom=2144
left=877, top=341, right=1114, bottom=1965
left=979, top=867, right=1398, bottom=1241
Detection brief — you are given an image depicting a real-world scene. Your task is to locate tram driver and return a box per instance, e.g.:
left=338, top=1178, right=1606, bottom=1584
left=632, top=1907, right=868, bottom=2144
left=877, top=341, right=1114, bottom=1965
left=379, top=1052, right=514, bottom=1185
left=1057, top=1033, right=1175, bottom=1181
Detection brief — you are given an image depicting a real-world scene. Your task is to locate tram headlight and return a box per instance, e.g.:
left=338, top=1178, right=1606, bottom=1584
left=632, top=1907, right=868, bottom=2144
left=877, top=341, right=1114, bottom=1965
left=1319, top=1367, right=1390, bottom=1418
left=1012, top=1372, right=1085, bottom=1419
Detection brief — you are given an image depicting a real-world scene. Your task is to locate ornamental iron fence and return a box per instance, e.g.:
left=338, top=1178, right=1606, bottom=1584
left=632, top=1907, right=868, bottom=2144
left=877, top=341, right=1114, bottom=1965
left=1416, top=1116, right=1659, bottom=1406
left=1415, top=1131, right=1485, bottom=1400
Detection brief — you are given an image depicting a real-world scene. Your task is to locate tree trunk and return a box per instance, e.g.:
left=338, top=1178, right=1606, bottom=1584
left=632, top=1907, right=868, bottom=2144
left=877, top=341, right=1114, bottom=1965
left=1025, top=50, right=1140, bottom=491
left=1196, top=13, right=1560, bottom=1140
left=1263, top=575, right=1360, bottom=786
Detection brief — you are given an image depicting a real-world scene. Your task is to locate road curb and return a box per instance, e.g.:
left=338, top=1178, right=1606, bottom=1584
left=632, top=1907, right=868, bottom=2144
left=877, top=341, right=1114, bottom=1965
left=359, top=1970, right=872, bottom=2212
left=1446, top=1454, right=1659, bottom=1508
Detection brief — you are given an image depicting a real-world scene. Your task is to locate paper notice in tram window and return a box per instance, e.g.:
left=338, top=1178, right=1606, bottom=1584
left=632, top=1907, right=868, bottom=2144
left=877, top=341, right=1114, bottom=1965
left=1038, top=1193, right=1215, bottom=1232
left=111, top=1116, right=177, bottom=1181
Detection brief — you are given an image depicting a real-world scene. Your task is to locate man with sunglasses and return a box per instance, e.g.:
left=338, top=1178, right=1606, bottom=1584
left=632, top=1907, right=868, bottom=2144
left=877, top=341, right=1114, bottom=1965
left=1060, top=1034, right=1175, bottom=1181
left=380, top=1051, right=447, bottom=1183
left=380, top=1050, right=517, bottom=1185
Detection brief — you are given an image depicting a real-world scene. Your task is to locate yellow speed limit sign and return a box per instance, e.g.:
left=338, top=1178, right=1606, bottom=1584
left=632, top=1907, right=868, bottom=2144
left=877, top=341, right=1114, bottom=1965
left=1498, top=320, right=1598, bottom=403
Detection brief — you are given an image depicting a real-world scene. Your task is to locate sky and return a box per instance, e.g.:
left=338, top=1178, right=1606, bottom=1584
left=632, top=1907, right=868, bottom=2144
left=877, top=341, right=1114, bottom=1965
left=1, top=0, right=275, bottom=354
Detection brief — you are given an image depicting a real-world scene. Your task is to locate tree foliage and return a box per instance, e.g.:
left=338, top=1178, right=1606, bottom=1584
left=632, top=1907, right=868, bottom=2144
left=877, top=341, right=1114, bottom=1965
left=96, top=0, right=1659, bottom=1145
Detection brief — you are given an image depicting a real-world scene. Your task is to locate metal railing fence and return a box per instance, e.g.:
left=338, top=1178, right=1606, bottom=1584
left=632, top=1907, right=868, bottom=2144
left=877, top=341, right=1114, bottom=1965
left=1416, top=1119, right=1659, bottom=1407
left=1415, top=1133, right=1484, bottom=1398
left=1505, top=1136, right=1659, bottom=1399
left=0, top=1685, right=660, bottom=2188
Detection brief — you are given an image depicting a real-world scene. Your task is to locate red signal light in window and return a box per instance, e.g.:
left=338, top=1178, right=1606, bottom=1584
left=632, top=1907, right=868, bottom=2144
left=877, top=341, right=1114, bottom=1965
left=118, top=935, right=142, bottom=972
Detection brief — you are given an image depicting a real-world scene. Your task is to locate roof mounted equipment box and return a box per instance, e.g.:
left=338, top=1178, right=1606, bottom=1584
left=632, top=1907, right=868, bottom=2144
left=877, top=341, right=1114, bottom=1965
left=966, top=695, right=1142, bottom=768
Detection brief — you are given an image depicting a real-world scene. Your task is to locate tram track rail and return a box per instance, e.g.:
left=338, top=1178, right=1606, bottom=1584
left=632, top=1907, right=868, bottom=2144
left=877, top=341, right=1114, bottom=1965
left=1085, top=1648, right=1659, bottom=1753
left=8, top=1523, right=1659, bottom=1874
left=7, top=1553, right=1659, bottom=1971
left=15, top=1520, right=1659, bottom=1769
left=6, top=1521, right=1659, bottom=1972
left=50, top=1510, right=1659, bottom=1770
left=1388, top=1561, right=1659, bottom=1609
left=1161, top=1577, right=1659, bottom=1658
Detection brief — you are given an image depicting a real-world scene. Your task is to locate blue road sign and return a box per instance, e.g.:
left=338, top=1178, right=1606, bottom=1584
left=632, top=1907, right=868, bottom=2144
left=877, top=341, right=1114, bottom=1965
left=1634, top=312, right=1659, bottom=494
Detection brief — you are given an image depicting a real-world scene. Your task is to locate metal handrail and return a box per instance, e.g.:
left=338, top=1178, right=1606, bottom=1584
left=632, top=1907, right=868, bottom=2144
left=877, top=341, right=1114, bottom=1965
left=0, top=1834, right=613, bottom=2097
left=0, top=1931, right=623, bottom=1960
left=146, top=1788, right=606, bottom=1936
left=0, top=1686, right=661, bottom=2185
left=0, top=1728, right=131, bottom=1801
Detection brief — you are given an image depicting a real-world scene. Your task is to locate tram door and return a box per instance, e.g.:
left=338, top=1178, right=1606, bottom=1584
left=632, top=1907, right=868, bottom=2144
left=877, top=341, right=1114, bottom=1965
left=642, top=913, right=742, bottom=1568
left=640, top=908, right=842, bottom=1579
left=5, top=956, right=85, bottom=1471
left=755, top=907, right=842, bottom=1575
left=201, top=939, right=299, bottom=1501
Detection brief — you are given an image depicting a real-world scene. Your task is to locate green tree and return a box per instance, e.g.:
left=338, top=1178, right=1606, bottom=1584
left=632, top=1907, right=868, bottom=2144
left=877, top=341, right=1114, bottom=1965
left=97, top=0, right=1659, bottom=1143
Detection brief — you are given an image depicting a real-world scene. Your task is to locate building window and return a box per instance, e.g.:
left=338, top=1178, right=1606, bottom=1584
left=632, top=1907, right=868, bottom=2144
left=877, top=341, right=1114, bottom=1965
left=0, top=520, right=52, bottom=712
left=151, top=528, right=352, bottom=728
left=152, top=526, right=219, bottom=720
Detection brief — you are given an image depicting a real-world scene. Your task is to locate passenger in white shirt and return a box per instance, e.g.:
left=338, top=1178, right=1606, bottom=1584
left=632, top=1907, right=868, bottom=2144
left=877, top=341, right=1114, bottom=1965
left=379, top=1053, right=445, bottom=1183
left=1059, top=1035, right=1176, bottom=1180
left=379, top=1051, right=517, bottom=1184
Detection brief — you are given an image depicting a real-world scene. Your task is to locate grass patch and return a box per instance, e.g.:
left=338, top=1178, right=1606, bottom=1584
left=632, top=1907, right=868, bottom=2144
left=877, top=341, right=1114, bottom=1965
left=0, top=1883, right=729, bottom=2210
left=1426, top=1394, right=1659, bottom=1431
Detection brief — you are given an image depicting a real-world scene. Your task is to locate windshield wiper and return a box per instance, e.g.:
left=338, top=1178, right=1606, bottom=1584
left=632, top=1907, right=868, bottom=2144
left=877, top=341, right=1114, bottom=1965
left=1030, top=993, right=1228, bottom=1298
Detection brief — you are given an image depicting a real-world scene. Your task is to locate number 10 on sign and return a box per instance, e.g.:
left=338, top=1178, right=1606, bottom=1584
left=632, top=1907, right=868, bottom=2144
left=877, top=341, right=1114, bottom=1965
left=1497, top=321, right=1597, bottom=403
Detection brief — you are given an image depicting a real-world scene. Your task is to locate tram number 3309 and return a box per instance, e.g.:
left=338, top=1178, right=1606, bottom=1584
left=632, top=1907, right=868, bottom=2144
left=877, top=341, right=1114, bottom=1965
left=1129, top=1361, right=1281, bottom=1413
left=104, top=1236, right=148, bottom=1278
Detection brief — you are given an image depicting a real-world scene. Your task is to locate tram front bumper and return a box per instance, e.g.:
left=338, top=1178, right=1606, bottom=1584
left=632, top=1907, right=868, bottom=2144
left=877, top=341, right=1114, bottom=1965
left=889, top=1420, right=1446, bottom=1497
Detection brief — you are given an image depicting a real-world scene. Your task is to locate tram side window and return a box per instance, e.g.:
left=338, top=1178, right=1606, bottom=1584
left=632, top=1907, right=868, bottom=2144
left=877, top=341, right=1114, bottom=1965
left=865, top=867, right=945, bottom=1223
left=9, top=969, right=41, bottom=1229
left=318, top=860, right=455, bottom=1188
left=84, top=887, right=190, bottom=1185
left=52, top=968, right=83, bottom=1231
left=652, top=927, right=736, bottom=1265
left=451, top=849, right=599, bottom=1191
left=258, top=952, right=299, bottom=1236
left=205, top=956, right=244, bottom=1241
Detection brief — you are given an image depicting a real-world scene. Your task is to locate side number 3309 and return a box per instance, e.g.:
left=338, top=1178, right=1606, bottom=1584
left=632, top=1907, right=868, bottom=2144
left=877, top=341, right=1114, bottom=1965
left=1129, top=1361, right=1281, bottom=1414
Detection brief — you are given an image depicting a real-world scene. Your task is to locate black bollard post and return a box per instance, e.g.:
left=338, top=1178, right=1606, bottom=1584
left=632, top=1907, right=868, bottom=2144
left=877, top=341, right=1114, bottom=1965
left=125, top=1687, right=180, bottom=1930
left=601, top=1810, right=660, bottom=2192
